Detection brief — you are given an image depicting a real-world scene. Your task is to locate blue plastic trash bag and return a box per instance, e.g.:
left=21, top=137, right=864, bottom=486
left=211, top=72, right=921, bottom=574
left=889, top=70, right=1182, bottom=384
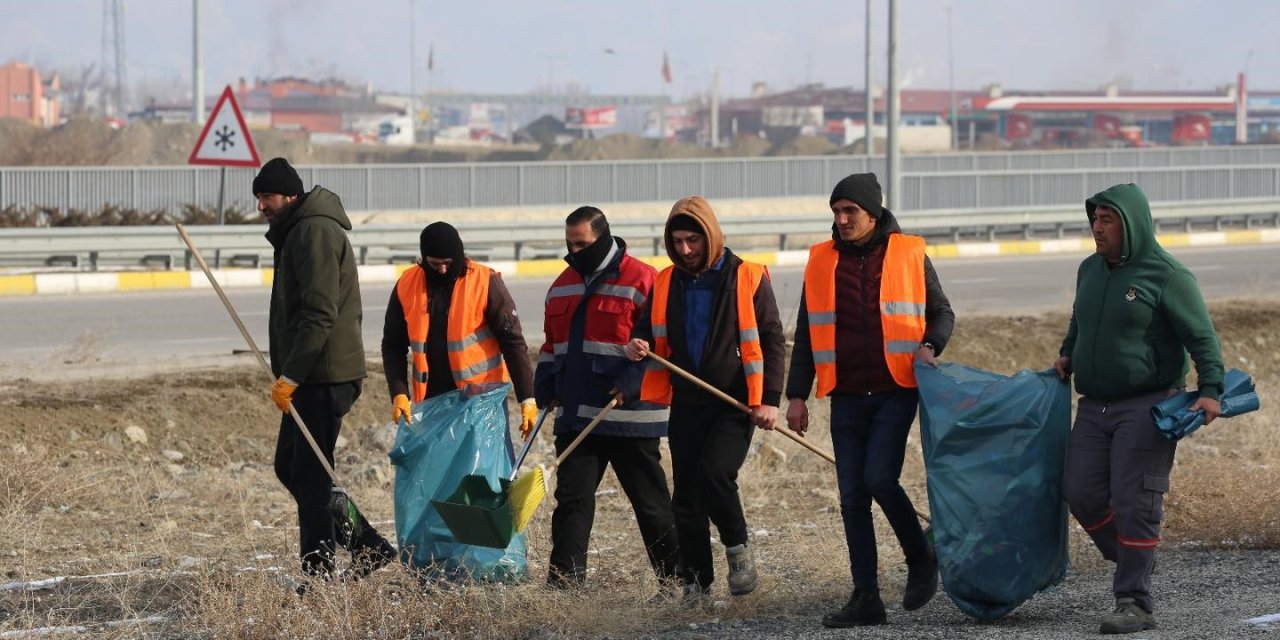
left=388, top=382, right=527, bottom=582
left=1151, top=369, right=1260, bottom=442
left=916, top=362, right=1072, bottom=621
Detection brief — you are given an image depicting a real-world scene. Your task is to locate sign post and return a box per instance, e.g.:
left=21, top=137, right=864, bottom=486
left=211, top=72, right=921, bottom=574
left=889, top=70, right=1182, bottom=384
left=188, top=85, right=260, bottom=267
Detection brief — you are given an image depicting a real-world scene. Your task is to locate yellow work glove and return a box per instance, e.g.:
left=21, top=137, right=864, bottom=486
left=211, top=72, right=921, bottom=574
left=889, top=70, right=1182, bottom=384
left=270, top=377, right=298, bottom=412
left=520, top=398, right=539, bottom=439
left=392, top=394, right=412, bottom=423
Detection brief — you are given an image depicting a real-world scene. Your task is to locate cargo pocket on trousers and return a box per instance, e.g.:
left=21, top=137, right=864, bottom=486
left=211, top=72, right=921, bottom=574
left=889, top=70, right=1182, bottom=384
left=1143, top=473, right=1170, bottom=523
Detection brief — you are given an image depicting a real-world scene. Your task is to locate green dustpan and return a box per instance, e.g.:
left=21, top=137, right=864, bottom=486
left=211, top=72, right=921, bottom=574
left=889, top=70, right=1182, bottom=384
left=432, top=475, right=516, bottom=549
left=432, top=407, right=550, bottom=549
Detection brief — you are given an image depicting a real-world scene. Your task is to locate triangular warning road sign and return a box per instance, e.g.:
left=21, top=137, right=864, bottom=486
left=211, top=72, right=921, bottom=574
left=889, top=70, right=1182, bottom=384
left=189, top=85, right=261, bottom=167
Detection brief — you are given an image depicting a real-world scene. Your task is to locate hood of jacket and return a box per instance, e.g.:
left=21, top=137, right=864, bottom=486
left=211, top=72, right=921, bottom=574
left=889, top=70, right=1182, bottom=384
left=265, top=186, right=352, bottom=248
left=1085, top=183, right=1155, bottom=265
left=665, top=196, right=725, bottom=275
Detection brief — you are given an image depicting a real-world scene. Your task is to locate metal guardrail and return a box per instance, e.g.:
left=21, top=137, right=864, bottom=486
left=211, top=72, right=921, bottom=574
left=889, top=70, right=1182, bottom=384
left=4, top=198, right=1278, bottom=272
left=3, top=145, right=1280, bottom=214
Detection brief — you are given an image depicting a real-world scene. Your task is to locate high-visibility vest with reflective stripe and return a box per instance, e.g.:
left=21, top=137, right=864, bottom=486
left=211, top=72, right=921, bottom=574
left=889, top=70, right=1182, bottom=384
left=395, top=263, right=509, bottom=402
left=803, top=234, right=927, bottom=396
left=641, top=260, right=769, bottom=406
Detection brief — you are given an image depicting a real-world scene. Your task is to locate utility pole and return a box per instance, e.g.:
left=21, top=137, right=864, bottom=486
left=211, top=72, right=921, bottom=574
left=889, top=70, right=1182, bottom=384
left=408, top=0, right=417, bottom=144
left=947, top=3, right=957, bottom=150
left=886, top=0, right=901, bottom=210
left=864, top=0, right=874, bottom=156
left=192, top=0, right=204, bottom=125
left=710, top=66, right=721, bottom=148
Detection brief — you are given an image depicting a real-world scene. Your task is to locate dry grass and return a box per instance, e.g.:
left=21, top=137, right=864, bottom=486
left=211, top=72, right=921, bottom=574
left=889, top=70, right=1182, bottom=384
left=1, top=298, right=1276, bottom=637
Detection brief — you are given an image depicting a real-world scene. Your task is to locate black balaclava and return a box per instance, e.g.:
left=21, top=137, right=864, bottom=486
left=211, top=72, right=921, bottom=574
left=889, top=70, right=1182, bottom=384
left=566, top=227, right=614, bottom=276
left=419, top=221, right=467, bottom=287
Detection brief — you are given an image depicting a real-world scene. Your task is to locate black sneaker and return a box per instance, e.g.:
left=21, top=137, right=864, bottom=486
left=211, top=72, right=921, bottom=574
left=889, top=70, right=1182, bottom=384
left=822, top=587, right=887, bottom=627
left=903, top=543, right=939, bottom=611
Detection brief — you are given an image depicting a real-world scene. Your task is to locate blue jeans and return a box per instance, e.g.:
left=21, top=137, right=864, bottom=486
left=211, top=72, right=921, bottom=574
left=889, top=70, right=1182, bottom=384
left=830, top=390, right=929, bottom=588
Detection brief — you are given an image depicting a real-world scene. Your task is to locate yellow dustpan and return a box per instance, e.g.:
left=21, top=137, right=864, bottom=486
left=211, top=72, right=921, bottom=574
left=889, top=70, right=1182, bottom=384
left=508, top=395, right=621, bottom=532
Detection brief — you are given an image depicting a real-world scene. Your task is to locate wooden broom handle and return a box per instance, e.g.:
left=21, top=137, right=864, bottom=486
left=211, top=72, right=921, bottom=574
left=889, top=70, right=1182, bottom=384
left=175, top=224, right=339, bottom=484
left=644, top=351, right=837, bottom=465
left=550, top=396, right=621, bottom=470
left=646, top=350, right=930, bottom=524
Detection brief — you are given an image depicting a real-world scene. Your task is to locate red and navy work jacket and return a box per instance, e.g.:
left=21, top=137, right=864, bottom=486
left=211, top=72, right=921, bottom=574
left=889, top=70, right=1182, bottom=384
left=534, top=247, right=669, bottom=438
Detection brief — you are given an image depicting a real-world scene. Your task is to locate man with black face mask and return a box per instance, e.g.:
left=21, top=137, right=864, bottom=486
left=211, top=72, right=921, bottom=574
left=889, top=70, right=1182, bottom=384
left=534, top=206, right=680, bottom=595
left=381, top=221, right=537, bottom=456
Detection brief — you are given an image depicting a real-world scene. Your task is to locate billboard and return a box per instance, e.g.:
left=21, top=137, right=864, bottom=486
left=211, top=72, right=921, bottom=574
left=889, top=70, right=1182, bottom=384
left=565, top=106, right=618, bottom=130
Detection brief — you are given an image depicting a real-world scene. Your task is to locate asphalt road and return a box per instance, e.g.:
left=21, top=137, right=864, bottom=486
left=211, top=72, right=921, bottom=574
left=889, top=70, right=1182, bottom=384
left=2, top=244, right=1276, bottom=379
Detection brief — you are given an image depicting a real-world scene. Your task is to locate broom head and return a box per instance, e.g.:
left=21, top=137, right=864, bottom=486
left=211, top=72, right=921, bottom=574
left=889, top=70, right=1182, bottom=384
left=508, top=465, right=548, bottom=532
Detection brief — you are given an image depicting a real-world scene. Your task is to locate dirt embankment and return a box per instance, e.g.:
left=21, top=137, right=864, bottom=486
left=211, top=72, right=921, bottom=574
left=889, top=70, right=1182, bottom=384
left=0, top=117, right=877, bottom=167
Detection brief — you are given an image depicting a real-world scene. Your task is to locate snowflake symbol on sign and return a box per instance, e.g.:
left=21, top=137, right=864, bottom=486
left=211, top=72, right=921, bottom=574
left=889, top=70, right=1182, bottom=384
left=214, top=125, right=236, bottom=151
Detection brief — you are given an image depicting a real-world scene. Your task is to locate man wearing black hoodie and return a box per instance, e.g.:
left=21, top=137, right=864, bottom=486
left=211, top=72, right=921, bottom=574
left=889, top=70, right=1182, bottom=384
left=786, top=172, right=954, bottom=627
left=255, top=157, right=396, bottom=583
left=626, top=196, right=787, bottom=604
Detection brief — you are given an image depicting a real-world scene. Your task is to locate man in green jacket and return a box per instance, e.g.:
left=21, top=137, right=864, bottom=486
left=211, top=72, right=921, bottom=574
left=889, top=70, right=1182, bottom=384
left=1053, top=183, right=1223, bottom=635
left=256, top=157, right=395, bottom=581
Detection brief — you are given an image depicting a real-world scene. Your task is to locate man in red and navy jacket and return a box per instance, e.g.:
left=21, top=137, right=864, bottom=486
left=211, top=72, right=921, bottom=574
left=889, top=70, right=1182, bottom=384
left=535, top=206, right=680, bottom=592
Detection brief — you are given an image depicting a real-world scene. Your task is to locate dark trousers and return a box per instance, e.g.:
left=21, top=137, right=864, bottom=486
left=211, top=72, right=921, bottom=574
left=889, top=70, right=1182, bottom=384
left=830, top=390, right=929, bottom=589
left=548, top=433, right=680, bottom=585
left=1063, top=389, right=1177, bottom=613
left=668, top=404, right=754, bottom=589
left=273, top=380, right=374, bottom=574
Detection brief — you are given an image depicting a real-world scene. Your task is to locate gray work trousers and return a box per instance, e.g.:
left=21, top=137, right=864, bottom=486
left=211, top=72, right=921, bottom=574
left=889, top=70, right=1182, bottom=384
left=1062, top=388, right=1178, bottom=613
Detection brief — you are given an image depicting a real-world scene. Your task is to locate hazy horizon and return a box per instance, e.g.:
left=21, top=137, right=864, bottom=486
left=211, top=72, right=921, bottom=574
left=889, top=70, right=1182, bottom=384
left=5, top=0, right=1277, bottom=105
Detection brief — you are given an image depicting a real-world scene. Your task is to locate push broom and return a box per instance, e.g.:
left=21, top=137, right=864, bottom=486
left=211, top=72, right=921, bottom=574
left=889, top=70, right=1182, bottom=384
left=175, top=224, right=377, bottom=544
left=507, top=395, right=621, bottom=532
left=644, top=351, right=932, bottom=527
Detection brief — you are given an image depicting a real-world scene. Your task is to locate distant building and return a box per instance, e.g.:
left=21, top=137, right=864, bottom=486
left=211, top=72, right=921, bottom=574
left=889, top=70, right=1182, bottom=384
left=0, top=62, right=61, bottom=127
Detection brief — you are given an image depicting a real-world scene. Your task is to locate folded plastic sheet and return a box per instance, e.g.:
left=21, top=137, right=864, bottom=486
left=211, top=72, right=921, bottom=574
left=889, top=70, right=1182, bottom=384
left=916, top=363, right=1072, bottom=621
left=389, top=383, right=527, bottom=582
left=1151, top=368, right=1260, bottom=442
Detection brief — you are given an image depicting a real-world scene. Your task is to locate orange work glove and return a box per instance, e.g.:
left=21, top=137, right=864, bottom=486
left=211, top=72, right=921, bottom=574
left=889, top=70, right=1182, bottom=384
left=392, top=393, right=412, bottom=422
left=519, top=398, right=539, bottom=439
left=271, top=377, right=298, bottom=412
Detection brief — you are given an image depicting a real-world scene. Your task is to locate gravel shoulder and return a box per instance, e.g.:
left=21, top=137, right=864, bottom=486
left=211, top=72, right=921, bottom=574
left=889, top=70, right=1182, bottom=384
left=643, top=549, right=1280, bottom=639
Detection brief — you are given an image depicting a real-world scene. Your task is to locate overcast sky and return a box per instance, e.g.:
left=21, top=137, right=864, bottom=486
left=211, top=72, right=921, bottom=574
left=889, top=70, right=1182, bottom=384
left=5, top=0, right=1277, bottom=102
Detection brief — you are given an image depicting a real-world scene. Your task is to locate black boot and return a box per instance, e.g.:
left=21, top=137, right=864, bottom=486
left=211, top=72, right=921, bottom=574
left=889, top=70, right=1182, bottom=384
left=822, top=587, right=887, bottom=628
left=903, top=543, right=939, bottom=611
left=345, top=535, right=398, bottom=581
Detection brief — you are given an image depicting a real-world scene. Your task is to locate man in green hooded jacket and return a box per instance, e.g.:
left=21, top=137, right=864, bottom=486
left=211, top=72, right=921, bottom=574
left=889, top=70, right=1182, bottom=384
left=1053, top=183, right=1223, bottom=635
left=256, top=157, right=395, bottom=582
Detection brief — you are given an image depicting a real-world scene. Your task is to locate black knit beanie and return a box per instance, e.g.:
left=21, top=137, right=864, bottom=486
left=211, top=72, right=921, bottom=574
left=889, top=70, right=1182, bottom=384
left=420, top=221, right=465, bottom=261
left=252, top=157, right=305, bottom=197
left=829, top=172, right=883, bottom=219
left=667, top=214, right=703, bottom=234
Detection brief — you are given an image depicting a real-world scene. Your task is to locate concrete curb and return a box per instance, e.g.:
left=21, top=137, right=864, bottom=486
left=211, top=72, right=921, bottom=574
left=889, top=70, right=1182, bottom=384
left=3, top=228, right=1278, bottom=297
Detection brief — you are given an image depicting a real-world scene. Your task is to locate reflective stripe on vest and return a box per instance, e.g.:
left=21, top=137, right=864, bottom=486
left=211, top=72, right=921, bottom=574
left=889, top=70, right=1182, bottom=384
left=395, top=263, right=509, bottom=402
left=640, top=261, right=769, bottom=406
left=803, top=235, right=927, bottom=397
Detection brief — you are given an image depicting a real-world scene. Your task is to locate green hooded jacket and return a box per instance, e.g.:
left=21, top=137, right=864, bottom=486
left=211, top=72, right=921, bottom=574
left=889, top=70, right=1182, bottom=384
left=1059, top=183, right=1223, bottom=402
left=265, top=186, right=367, bottom=384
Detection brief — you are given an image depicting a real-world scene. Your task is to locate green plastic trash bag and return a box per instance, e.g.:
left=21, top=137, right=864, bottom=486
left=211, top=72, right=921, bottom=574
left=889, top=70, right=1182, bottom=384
left=916, top=362, right=1071, bottom=621
left=388, top=382, right=527, bottom=583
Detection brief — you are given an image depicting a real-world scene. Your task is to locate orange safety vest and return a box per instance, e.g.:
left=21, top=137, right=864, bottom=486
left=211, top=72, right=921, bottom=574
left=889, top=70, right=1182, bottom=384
left=641, top=261, right=768, bottom=406
left=803, top=234, right=927, bottom=396
left=395, top=262, right=509, bottom=402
